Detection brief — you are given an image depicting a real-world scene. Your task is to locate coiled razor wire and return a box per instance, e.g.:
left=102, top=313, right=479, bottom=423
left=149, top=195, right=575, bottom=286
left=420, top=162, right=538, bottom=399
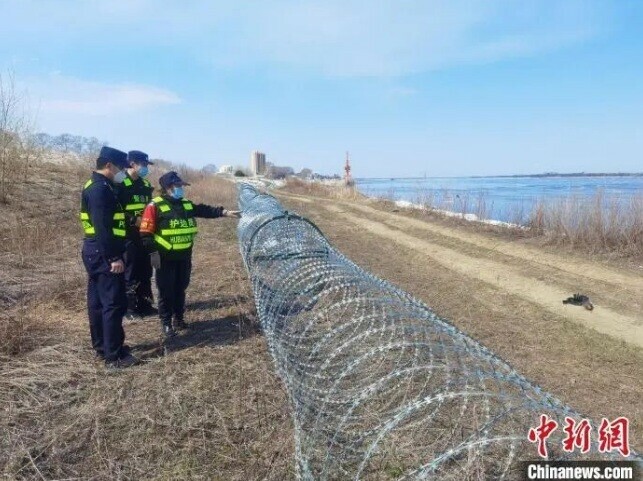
left=237, top=183, right=639, bottom=480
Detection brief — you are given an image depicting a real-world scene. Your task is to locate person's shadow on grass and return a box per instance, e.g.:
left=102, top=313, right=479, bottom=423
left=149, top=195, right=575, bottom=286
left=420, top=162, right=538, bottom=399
left=167, top=315, right=260, bottom=353
left=132, top=314, right=261, bottom=360
left=186, top=295, right=252, bottom=311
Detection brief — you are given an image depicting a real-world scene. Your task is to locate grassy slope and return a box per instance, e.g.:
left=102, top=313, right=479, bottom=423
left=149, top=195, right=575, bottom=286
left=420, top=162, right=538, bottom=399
left=1, top=161, right=295, bottom=480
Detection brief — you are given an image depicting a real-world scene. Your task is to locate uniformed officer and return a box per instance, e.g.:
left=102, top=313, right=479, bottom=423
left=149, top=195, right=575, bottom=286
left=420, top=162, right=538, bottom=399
left=139, top=171, right=241, bottom=337
left=80, top=146, right=139, bottom=368
left=116, top=150, right=156, bottom=321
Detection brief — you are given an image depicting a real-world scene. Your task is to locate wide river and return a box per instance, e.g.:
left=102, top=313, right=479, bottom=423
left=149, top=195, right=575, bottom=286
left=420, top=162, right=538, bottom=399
left=355, top=176, right=643, bottom=224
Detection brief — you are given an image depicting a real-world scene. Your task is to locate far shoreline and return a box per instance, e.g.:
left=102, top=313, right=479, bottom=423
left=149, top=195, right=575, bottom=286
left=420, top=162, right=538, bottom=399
left=355, top=172, right=643, bottom=181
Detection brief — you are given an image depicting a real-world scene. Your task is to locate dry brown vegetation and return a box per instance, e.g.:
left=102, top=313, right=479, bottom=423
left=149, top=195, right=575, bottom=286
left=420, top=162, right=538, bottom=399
left=282, top=177, right=366, bottom=201
left=529, top=191, right=643, bottom=258
left=1, top=158, right=295, bottom=480
left=0, top=160, right=87, bottom=356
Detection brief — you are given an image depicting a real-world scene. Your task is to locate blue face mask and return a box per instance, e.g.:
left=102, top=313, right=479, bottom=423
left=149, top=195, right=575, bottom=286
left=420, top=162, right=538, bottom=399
left=113, top=170, right=127, bottom=184
left=171, top=186, right=184, bottom=199
left=138, top=165, right=149, bottom=178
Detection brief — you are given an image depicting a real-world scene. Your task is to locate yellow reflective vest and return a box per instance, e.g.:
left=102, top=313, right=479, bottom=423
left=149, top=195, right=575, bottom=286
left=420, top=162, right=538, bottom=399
left=151, top=196, right=198, bottom=251
left=79, top=179, right=126, bottom=238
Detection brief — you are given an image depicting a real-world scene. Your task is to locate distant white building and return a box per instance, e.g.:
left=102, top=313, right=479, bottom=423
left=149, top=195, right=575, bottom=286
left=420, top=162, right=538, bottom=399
left=250, top=151, right=266, bottom=176
left=218, top=164, right=235, bottom=174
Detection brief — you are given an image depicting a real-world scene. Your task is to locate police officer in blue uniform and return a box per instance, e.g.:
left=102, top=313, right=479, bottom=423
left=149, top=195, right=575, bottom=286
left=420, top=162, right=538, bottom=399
left=116, top=150, right=156, bottom=321
left=80, top=146, right=139, bottom=368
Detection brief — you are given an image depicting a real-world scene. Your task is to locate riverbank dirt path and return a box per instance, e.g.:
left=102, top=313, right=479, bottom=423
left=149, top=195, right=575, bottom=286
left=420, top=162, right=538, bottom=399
left=276, top=191, right=643, bottom=449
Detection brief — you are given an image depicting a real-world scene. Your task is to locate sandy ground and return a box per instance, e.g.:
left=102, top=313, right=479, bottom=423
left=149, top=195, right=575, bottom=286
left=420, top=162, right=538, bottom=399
left=276, top=191, right=643, bottom=451
left=322, top=202, right=643, bottom=347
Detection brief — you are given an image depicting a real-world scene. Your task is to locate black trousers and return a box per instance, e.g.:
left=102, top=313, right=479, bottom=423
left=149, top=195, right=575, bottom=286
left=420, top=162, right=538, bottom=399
left=155, top=256, right=192, bottom=326
left=124, top=239, right=153, bottom=310
left=82, top=241, right=127, bottom=361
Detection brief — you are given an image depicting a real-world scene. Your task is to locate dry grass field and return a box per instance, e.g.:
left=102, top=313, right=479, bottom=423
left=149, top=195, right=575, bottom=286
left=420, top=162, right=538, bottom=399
left=1, top=160, right=295, bottom=480
left=1, top=160, right=641, bottom=480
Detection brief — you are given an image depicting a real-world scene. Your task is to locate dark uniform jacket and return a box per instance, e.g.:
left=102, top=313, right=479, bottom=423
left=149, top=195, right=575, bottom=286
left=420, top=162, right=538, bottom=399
left=81, top=172, right=126, bottom=263
left=115, top=173, right=154, bottom=240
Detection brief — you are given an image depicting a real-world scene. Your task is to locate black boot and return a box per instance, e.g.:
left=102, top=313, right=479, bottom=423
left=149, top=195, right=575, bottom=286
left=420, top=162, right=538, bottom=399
left=162, top=323, right=177, bottom=338
left=125, top=292, right=142, bottom=322
left=174, top=318, right=187, bottom=330
left=125, top=310, right=142, bottom=323
left=138, top=298, right=158, bottom=317
left=106, top=353, right=139, bottom=369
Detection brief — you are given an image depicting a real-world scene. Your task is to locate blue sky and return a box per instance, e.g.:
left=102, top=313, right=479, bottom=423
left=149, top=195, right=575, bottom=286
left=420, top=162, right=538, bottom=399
left=1, top=0, right=642, bottom=177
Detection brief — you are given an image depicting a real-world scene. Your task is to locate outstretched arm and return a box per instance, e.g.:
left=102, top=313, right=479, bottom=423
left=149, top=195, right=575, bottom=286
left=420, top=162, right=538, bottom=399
left=193, top=203, right=241, bottom=218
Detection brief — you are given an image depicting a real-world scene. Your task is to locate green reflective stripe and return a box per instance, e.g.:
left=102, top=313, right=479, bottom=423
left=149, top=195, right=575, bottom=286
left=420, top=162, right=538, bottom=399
left=123, top=178, right=132, bottom=186
left=182, top=202, right=193, bottom=211
left=80, top=204, right=125, bottom=237
left=80, top=208, right=92, bottom=234
left=154, top=235, right=193, bottom=251
left=154, top=234, right=172, bottom=250
left=143, top=179, right=151, bottom=187
left=152, top=196, right=171, bottom=212
left=83, top=179, right=93, bottom=189
left=81, top=212, right=124, bottom=220
left=160, top=227, right=198, bottom=235
left=125, top=203, right=146, bottom=211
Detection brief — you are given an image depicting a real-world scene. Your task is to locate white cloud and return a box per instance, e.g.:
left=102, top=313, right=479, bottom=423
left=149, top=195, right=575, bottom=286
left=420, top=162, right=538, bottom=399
left=1, top=0, right=608, bottom=77
left=27, top=74, right=180, bottom=116
left=219, top=0, right=602, bottom=76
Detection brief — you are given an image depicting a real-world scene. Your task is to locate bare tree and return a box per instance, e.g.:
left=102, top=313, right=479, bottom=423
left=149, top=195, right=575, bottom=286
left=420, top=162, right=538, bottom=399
left=0, top=71, right=23, bottom=203
left=266, top=164, right=294, bottom=179
left=0, top=70, right=40, bottom=203
left=54, top=133, right=75, bottom=153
